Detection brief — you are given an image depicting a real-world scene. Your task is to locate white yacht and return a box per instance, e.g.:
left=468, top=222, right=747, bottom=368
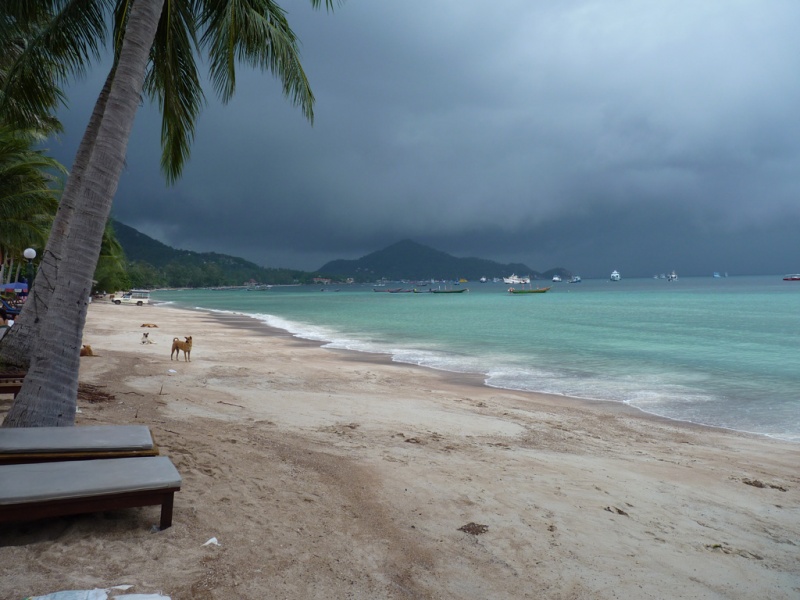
left=503, top=274, right=531, bottom=285
left=552, top=275, right=562, bottom=282
left=667, top=271, right=678, bottom=282
left=610, top=270, right=621, bottom=281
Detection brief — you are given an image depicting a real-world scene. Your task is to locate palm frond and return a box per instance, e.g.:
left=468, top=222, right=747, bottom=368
left=143, top=0, right=205, bottom=182
left=198, top=0, right=315, bottom=122
left=0, top=0, right=115, bottom=130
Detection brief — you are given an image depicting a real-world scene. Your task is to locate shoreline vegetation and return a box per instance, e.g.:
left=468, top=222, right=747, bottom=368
left=1, top=301, right=798, bottom=599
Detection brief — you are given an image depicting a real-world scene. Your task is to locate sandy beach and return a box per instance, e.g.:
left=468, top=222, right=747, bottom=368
left=1, top=300, right=798, bottom=599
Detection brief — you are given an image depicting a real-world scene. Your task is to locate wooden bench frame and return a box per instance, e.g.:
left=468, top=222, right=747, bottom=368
left=0, top=456, right=181, bottom=530
left=0, top=485, right=179, bottom=530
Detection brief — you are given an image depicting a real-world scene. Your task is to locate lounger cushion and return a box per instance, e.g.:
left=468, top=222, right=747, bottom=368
left=0, top=456, right=181, bottom=505
left=0, top=425, right=154, bottom=455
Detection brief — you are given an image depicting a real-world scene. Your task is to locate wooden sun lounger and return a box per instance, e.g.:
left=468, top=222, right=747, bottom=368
left=0, top=425, right=160, bottom=465
left=0, top=456, right=182, bottom=530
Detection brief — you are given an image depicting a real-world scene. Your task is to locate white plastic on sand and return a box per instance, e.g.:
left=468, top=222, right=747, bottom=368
left=29, top=589, right=170, bottom=600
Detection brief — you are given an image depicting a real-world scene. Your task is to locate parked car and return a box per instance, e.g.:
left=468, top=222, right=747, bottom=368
left=112, top=289, right=151, bottom=306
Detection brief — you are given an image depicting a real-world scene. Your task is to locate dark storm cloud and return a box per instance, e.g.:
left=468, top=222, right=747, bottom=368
left=51, top=0, right=800, bottom=277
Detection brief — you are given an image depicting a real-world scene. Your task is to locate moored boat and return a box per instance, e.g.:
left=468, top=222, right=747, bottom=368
left=503, top=274, right=531, bottom=285
left=508, top=286, right=550, bottom=294
left=610, top=270, right=621, bottom=281
left=783, top=274, right=800, bottom=281
left=568, top=276, right=582, bottom=283
left=430, top=288, right=468, bottom=293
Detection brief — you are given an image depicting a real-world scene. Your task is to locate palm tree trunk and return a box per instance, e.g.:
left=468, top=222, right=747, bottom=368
left=2, top=0, right=165, bottom=427
left=0, top=67, right=117, bottom=369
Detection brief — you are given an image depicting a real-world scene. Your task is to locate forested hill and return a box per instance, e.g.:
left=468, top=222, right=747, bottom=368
left=112, top=223, right=569, bottom=286
left=111, top=220, right=313, bottom=287
left=319, top=239, right=567, bottom=281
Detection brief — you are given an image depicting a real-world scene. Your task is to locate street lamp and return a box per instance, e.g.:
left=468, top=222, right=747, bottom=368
left=23, top=248, right=36, bottom=293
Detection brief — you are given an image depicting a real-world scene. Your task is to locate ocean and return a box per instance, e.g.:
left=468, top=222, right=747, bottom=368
left=153, top=275, right=800, bottom=443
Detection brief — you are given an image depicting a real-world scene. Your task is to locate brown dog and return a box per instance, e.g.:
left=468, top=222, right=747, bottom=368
left=141, top=323, right=159, bottom=328
left=80, top=344, right=96, bottom=357
left=170, top=336, right=192, bottom=361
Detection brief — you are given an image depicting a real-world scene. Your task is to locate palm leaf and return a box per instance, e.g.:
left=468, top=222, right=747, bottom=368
left=199, top=0, right=314, bottom=121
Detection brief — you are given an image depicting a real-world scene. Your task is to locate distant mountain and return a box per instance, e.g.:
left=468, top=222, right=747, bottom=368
left=112, top=219, right=264, bottom=271
left=111, top=220, right=314, bottom=287
left=111, top=220, right=188, bottom=267
left=318, top=239, right=569, bottom=281
left=112, top=223, right=570, bottom=286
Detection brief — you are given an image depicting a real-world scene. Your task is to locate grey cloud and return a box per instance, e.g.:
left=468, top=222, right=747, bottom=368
left=46, top=1, right=800, bottom=276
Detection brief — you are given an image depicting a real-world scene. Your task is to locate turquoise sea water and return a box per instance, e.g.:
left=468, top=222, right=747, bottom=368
left=153, top=276, right=800, bottom=442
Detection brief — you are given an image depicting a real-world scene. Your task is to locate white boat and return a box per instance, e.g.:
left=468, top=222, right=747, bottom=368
left=503, top=274, right=531, bottom=285
left=568, top=275, right=582, bottom=283
left=667, top=271, right=678, bottom=282
left=552, top=275, right=562, bottom=282
left=610, top=270, right=621, bottom=281
left=479, top=277, right=487, bottom=283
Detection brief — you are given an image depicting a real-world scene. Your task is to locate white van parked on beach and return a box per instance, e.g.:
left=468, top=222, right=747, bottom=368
left=113, top=289, right=151, bottom=306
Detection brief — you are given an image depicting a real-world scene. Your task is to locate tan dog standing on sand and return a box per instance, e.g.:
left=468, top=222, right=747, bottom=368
left=171, top=336, right=192, bottom=361
left=79, top=344, right=96, bottom=357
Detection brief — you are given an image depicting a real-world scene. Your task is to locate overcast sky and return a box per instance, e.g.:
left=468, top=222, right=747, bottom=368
left=51, top=0, right=800, bottom=278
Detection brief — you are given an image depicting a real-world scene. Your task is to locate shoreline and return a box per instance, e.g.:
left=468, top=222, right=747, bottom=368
left=1, top=301, right=798, bottom=599
left=201, top=303, right=769, bottom=441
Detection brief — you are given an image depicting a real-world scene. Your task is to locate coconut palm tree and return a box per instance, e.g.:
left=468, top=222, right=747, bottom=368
left=0, top=67, right=117, bottom=366
left=1, top=0, right=336, bottom=427
left=0, top=1, right=116, bottom=361
left=0, top=125, right=63, bottom=283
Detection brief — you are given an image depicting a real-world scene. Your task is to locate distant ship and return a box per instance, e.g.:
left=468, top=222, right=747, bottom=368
left=610, top=270, right=621, bottom=281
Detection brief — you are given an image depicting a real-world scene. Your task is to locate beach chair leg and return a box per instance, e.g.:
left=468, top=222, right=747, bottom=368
left=159, top=493, right=175, bottom=530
